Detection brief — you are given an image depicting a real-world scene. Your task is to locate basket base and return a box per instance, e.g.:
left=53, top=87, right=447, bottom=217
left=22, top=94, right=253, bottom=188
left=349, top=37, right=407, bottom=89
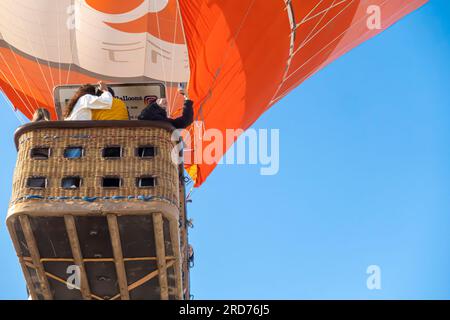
left=7, top=212, right=183, bottom=300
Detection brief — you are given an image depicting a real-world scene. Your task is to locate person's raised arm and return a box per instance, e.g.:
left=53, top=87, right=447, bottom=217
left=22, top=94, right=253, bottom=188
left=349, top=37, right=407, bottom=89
left=170, top=99, right=194, bottom=129
left=85, top=81, right=113, bottom=110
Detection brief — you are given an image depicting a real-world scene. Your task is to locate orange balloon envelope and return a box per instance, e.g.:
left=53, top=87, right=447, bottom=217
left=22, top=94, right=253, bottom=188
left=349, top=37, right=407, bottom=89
left=0, top=0, right=428, bottom=186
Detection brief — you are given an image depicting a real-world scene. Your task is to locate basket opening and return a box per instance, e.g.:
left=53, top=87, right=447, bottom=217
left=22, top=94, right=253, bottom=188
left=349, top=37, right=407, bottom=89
left=102, top=177, right=122, bottom=188
left=62, top=177, right=81, bottom=189
left=137, top=176, right=156, bottom=188
left=30, top=147, right=50, bottom=160
left=64, top=147, right=83, bottom=159
left=26, top=177, right=47, bottom=189
left=136, top=146, right=156, bottom=158
left=102, top=146, right=122, bottom=158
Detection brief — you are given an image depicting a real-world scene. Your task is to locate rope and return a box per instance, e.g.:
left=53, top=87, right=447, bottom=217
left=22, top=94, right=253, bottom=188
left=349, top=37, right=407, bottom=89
left=17, top=11, right=54, bottom=107
left=153, top=0, right=169, bottom=101
left=194, top=0, right=257, bottom=123
left=0, top=45, right=39, bottom=112
left=168, top=1, right=180, bottom=115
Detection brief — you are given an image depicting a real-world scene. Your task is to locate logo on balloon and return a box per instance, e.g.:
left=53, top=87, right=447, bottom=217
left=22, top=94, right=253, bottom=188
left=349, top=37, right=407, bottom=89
left=144, top=95, right=158, bottom=105
left=85, top=0, right=184, bottom=44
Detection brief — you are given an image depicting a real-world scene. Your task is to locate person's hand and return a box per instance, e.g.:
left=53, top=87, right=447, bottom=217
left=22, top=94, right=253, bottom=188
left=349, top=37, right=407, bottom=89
left=157, top=98, right=168, bottom=110
left=97, top=81, right=107, bottom=92
left=178, top=88, right=186, bottom=97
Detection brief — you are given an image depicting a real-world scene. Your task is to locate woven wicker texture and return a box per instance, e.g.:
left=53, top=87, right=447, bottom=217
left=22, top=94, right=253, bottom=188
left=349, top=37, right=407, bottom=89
left=12, top=126, right=179, bottom=205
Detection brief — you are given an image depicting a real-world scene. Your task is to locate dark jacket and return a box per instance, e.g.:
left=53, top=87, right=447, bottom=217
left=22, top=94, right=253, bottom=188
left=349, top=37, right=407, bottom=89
left=138, top=99, right=194, bottom=129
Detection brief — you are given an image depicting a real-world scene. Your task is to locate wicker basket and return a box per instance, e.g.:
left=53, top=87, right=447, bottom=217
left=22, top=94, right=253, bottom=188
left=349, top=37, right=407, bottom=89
left=7, top=121, right=190, bottom=300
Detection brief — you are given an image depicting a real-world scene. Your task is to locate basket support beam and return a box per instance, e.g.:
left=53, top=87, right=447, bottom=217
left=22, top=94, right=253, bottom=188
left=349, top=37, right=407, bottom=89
left=153, top=213, right=169, bottom=300
left=19, top=215, right=53, bottom=300
left=7, top=219, right=39, bottom=300
left=107, top=214, right=130, bottom=300
left=64, top=215, right=92, bottom=300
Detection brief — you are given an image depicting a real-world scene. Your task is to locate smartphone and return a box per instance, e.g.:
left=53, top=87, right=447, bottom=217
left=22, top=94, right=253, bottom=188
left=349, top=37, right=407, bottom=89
left=178, top=82, right=188, bottom=99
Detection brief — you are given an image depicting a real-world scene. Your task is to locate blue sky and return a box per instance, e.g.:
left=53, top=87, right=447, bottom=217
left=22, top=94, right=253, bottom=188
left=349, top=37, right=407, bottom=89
left=1, top=1, right=449, bottom=299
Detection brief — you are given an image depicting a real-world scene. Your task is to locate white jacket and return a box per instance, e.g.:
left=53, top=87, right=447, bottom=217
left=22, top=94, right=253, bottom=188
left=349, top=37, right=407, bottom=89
left=65, top=91, right=113, bottom=120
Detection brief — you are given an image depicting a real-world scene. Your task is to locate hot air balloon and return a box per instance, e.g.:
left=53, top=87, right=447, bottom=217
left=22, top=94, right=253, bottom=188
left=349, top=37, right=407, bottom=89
left=1, top=0, right=427, bottom=300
